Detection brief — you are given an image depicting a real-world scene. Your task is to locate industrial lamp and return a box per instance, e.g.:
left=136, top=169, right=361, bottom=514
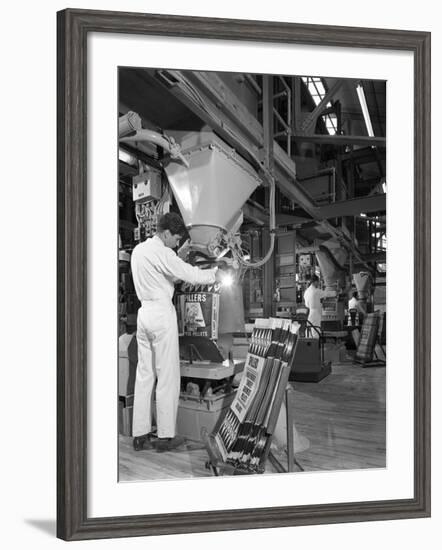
left=356, top=82, right=375, bottom=137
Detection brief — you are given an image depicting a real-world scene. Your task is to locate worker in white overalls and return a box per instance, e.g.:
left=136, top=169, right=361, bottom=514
left=130, top=213, right=219, bottom=452
left=348, top=290, right=366, bottom=325
left=303, top=274, right=325, bottom=337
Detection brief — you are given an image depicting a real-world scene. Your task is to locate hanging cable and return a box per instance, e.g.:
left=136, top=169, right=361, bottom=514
left=238, top=173, right=276, bottom=268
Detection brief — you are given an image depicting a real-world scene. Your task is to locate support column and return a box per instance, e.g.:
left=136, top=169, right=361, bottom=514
left=262, top=75, right=275, bottom=319
left=263, top=224, right=274, bottom=318
left=293, top=77, right=302, bottom=133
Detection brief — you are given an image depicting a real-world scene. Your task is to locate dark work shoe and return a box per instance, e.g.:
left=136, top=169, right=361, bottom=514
left=133, top=433, right=155, bottom=451
left=154, top=435, right=186, bottom=453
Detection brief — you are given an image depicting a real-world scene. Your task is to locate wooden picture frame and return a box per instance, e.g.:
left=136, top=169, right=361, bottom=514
left=57, top=8, right=431, bottom=541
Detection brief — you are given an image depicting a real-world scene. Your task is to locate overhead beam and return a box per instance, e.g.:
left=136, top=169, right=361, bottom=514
left=262, top=75, right=275, bottom=319
left=316, top=194, right=386, bottom=219
left=362, top=251, right=386, bottom=263
left=242, top=202, right=311, bottom=227
left=340, top=147, right=386, bottom=163
left=242, top=203, right=266, bottom=226
left=262, top=75, right=274, bottom=174
left=291, top=134, right=386, bottom=146
left=293, top=77, right=302, bottom=132
left=276, top=213, right=311, bottom=226
left=301, top=80, right=344, bottom=132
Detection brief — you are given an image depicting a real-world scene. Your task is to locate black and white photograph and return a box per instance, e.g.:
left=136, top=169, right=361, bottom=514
left=117, top=68, right=387, bottom=482
left=2, top=0, right=438, bottom=547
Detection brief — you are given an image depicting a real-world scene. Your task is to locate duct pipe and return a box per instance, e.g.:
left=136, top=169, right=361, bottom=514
left=239, top=173, right=276, bottom=268
left=118, top=111, right=142, bottom=138
left=239, top=74, right=275, bottom=269
left=120, top=129, right=190, bottom=168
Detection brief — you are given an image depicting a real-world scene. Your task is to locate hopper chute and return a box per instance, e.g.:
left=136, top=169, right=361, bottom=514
left=353, top=271, right=373, bottom=306
left=315, top=240, right=347, bottom=291
left=164, top=132, right=261, bottom=257
left=165, top=132, right=260, bottom=352
left=315, top=240, right=349, bottom=330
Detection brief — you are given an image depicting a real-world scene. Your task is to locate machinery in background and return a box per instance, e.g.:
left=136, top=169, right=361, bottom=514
left=165, top=131, right=263, bottom=440
left=118, top=235, right=139, bottom=334
left=119, top=121, right=268, bottom=440
left=289, top=242, right=349, bottom=376
left=289, top=305, right=332, bottom=382
left=315, top=240, right=349, bottom=331
left=118, top=331, right=139, bottom=436
left=353, top=271, right=373, bottom=317
left=355, top=311, right=386, bottom=367
left=119, top=111, right=189, bottom=242
left=131, top=167, right=169, bottom=241
left=346, top=271, right=374, bottom=328
left=295, top=252, right=316, bottom=303
left=165, top=130, right=263, bottom=357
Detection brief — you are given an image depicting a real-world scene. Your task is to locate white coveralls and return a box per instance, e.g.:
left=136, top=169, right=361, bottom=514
left=131, top=235, right=216, bottom=438
left=348, top=296, right=359, bottom=310
left=349, top=296, right=365, bottom=314
left=303, top=284, right=325, bottom=337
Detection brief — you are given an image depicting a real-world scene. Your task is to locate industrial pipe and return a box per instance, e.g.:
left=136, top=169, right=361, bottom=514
left=120, top=129, right=190, bottom=168
left=118, top=111, right=142, bottom=138
left=239, top=172, right=276, bottom=268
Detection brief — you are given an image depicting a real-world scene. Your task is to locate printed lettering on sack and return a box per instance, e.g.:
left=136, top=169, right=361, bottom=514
left=230, top=352, right=265, bottom=422
left=177, top=292, right=220, bottom=339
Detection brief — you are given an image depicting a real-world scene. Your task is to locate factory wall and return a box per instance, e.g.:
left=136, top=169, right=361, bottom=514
left=1, top=1, right=440, bottom=550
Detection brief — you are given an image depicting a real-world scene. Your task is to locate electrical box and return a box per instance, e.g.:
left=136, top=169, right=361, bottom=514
left=298, top=254, right=311, bottom=267
left=321, top=296, right=345, bottom=331
left=132, top=170, right=162, bottom=202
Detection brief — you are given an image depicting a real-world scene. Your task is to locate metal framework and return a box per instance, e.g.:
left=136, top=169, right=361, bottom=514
left=153, top=69, right=376, bottom=267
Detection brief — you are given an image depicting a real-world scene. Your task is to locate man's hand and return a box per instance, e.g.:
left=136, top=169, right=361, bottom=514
left=214, top=267, right=224, bottom=283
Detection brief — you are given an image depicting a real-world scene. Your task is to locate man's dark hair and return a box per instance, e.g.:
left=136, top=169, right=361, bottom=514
left=352, top=291, right=358, bottom=299
left=311, top=274, right=319, bottom=284
left=157, top=212, right=186, bottom=236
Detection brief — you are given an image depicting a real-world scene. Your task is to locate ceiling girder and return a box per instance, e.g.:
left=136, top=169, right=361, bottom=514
left=301, top=79, right=344, bottom=132
left=316, top=193, right=386, bottom=219
left=291, top=134, right=386, bottom=146
left=363, top=251, right=386, bottom=263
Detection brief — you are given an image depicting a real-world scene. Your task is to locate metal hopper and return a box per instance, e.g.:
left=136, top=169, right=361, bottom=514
left=315, top=240, right=348, bottom=330
left=353, top=271, right=372, bottom=303
left=164, top=132, right=261, bottom=257
left=315, top=240, right=347, bottom=291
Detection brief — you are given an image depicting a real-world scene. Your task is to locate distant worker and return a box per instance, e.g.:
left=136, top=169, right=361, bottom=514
left=348, top=290, right=365, bottom=324
left=130, top=213, right=220, bottom=453
left=303, top=274, right=324, bottom=335
left=348, top=291, right=364, bottom=313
